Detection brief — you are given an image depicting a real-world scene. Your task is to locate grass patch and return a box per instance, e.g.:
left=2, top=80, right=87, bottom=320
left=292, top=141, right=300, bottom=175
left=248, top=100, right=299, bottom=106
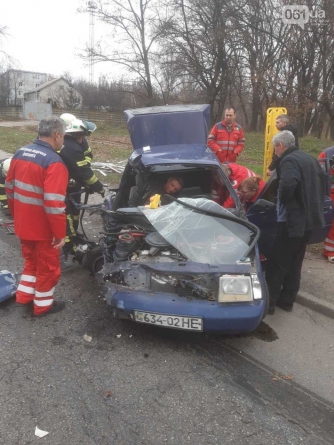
left=0, top=123, right=332, bottom=180
left=238, top=132, right=333, bottom=176
left=0, top=126, right=37, bottom=154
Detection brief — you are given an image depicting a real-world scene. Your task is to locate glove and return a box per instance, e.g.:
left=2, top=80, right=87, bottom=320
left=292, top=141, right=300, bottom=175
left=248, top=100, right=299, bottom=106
left=98, top=190, right=105, bottom=198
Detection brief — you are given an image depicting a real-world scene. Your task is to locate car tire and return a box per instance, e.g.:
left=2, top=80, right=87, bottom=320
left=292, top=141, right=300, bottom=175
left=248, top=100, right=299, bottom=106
left=82, top=245, right=104, bottom=275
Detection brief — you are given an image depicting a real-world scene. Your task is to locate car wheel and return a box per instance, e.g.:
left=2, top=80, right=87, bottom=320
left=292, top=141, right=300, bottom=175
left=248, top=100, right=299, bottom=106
left=82, top=245, right=104, bottom=275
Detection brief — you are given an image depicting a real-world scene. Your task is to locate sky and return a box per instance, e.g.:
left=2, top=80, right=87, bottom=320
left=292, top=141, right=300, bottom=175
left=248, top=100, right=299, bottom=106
left=1, top=0, right=117, bottom=82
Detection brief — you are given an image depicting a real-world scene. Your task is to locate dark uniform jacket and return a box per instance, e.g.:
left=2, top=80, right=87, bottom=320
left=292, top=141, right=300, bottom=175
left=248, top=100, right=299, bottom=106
left=276, top=146, right=326, bottom=237
left=269, top=124, right=299, bottom=171
left=59, top=135, right=103, bottom=193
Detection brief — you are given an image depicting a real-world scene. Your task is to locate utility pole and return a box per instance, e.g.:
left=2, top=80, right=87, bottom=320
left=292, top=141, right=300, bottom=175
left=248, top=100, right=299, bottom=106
left=88, top=1, right=97, bottom=84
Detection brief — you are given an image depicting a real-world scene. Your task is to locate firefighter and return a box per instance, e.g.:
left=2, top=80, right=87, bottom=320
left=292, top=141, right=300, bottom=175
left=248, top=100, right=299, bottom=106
left=0, top=158, right=12, bottom=211
left=5, top=117, right=68, bottom=316
left=318, top=146, right=334, bottom=263
left=59, top=116, right=104, bottom=262
left=207, top=107, right=245, bottom=163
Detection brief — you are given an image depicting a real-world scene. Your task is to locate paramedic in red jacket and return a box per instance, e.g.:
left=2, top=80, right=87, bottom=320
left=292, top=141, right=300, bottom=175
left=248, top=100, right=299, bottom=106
left=212, top=163, right=261, bottom=206
left=230, top=177, right=265, bottom=210
left=318, top=146, right=334, bottom=262
left=5, top=117, right=68, bottom=316
left=207, top=107, right=245, bottom=162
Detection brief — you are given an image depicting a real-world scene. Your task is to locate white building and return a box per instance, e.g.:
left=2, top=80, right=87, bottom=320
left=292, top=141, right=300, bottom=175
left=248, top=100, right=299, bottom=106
left=24, top=78, right=83, bottom=108
left=0, top=69, right=48, bottom=106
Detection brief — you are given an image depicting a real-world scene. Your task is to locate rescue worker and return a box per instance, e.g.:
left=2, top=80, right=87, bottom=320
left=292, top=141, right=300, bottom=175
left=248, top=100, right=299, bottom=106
left=207, top=107, right=245, bottom=163
left=59, top=115, right=104, bottom=261
left=212, top=163, right=262, bottom=207
left=5, top=116, right=68, bottom=316
left=318, top=146, right=334, bottom=262
left=225, top=176, right=265, bottom=210
left=0, top=158, right=12, bottom=211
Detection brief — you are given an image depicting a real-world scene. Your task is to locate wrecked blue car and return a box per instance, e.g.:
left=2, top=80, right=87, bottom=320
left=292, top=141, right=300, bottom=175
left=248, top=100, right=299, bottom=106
left=90, top=105, right=332, bottom=334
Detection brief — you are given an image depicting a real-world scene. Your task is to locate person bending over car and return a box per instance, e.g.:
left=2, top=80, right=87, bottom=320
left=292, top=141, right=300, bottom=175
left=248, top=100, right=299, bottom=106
left=129, top=176, right=184, bottom=207
left=224, top=177, right=265, bottom=209
left=211, top=163, right=261, bottom=207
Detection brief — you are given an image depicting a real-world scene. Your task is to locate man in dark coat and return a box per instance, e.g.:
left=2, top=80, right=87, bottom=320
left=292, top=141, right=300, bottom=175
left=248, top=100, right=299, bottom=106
left=266, top=130, right=326, bottom=315
left=266, top=114, right=299, bottom=176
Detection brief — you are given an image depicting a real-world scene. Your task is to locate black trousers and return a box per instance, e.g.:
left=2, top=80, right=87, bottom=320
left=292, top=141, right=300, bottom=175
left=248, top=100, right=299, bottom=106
left=265, top=222, right=311, bottom=307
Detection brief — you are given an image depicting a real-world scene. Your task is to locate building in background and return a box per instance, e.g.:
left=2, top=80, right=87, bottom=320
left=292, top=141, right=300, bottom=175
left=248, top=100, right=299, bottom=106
left=24, top=78, right=82, bottom=109
left=0, top=69, right=48, bottom=106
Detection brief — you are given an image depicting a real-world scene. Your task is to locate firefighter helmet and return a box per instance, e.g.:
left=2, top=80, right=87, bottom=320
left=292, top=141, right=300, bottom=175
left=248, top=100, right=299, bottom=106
left=60, top=113, right=76, bottom=127
left=65, top=118, right=96, bottom=136
left=1, top=158, right=12, bottom=175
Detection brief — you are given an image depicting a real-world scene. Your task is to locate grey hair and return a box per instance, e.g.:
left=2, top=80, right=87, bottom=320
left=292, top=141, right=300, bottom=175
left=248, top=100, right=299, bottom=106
left=277, top=114, right=289, bottom=124
left=38, top=116, right=65, bottom=137
left=272, top=130, right=295, bottom=148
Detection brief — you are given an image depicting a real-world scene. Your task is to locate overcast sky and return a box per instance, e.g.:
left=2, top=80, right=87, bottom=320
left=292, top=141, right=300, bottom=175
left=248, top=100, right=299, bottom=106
left=1, top=0, right=117, bottom=82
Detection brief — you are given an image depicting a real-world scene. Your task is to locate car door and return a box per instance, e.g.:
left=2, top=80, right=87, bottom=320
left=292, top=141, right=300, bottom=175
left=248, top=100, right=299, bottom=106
left=247, top=160, right=334, bottom=258
left=246, top=174, right=278, bottom=257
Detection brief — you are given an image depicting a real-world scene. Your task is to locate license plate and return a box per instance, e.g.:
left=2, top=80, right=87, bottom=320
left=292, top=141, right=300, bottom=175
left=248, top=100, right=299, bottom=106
left=134, top=311, right=203, bottom=331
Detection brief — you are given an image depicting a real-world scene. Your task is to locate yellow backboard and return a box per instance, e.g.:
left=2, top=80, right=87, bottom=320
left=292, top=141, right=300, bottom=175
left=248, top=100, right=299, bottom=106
left=263, top=107, right=287, bottom=179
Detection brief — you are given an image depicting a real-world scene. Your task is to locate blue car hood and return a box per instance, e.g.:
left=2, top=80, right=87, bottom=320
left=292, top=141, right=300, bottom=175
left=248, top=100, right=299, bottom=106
left=129, top=143, right=219, bottom=167
left=124, top=104, right=210, bottom=150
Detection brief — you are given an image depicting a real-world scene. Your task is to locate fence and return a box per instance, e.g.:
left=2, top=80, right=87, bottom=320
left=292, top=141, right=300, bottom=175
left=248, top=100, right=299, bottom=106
left=0, top=106, right=126, bottom=126
left=0, top=107, right=22, bottom=118
left=54, top=109, right=126, bottom=126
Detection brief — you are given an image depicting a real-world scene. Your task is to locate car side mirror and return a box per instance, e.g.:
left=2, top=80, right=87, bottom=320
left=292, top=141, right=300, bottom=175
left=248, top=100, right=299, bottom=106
left=252, top=199, right=276, bottom=211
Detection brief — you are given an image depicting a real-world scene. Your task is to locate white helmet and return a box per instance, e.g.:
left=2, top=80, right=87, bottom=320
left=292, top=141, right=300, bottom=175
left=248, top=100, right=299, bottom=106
left=2, top=158, right=12, bottom=175
left=65, top=118, right=97, bottom=136
left=60, top=113, right=76, bottom=127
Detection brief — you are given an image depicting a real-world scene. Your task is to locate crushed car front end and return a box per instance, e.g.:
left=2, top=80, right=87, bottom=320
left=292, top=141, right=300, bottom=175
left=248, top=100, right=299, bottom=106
left=98, top=198, right=268, bottom=333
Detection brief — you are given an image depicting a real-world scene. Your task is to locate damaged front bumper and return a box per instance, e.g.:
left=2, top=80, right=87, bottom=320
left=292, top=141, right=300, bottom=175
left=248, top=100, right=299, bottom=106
left=104, top=283, right=266, bottom=334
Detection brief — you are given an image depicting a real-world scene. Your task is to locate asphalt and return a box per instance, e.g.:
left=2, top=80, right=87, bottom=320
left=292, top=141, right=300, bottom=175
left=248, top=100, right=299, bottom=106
left=1, top=147, right=333, bottom=320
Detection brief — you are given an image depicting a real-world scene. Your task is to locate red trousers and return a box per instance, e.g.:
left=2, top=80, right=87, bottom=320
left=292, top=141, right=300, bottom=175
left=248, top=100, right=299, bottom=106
left=16, top=239, right=61, bottom=316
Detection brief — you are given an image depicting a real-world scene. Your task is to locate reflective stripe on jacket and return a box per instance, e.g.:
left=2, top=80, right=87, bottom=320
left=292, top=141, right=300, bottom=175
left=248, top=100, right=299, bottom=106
left=59, top=136, right=103, bottom=193
left=5, top=140, right=68, bottom=240
left=207, top=120, right=245, bottom=162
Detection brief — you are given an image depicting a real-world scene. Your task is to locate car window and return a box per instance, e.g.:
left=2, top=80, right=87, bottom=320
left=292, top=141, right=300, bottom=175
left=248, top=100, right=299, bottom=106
left=259, top=177, right=278, bottom=203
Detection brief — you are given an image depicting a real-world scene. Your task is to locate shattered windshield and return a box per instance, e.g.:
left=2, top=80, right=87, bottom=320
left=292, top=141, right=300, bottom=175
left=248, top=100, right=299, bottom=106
left=141, top=198, right=257, bottom=265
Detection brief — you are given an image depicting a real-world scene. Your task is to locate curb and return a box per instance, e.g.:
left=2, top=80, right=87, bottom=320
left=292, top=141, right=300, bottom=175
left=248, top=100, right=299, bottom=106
left=296, top=290, right=334, bottom=320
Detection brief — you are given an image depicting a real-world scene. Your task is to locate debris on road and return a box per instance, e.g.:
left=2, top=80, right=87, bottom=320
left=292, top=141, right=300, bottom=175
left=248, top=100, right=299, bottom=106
left=35, top=426, right=49, bottom=438
left=91, top=161, right=126, bottom=175
left=116, top=334, right=121, bottom=338
left=83, top=334, right=92, bottom=343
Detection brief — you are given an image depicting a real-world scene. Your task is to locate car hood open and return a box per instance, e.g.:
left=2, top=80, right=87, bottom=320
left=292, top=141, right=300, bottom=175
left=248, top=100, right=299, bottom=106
left=124, top=104, right=210, bottom=150
left=141, top=198, right=259, bottom=265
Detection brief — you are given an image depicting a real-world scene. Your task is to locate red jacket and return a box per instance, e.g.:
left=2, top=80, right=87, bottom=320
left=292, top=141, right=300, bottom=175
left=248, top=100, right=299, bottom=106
left=318, top=148, right=334, bottom=202
left=223, top=164, right=263, bottom=207
left=5, top=139, right=68, bottom=240
left=207, top=120, right=245, bottom=162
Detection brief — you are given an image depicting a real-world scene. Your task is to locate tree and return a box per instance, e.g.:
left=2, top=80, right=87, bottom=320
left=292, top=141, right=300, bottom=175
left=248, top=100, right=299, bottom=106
left=80, top=0, right=161, bottom=106
left=160, top=0, right=237, bottom=124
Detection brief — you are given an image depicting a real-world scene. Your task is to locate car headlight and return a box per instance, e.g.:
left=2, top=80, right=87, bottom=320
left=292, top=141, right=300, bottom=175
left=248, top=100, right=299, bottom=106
left=251, top=274, right=263, bottom=300
left=218, top=275, right=253, bottom=302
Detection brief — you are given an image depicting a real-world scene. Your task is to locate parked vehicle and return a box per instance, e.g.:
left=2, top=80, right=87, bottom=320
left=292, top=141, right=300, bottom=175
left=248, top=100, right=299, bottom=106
left=82, top=104, right=332, bottom=334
